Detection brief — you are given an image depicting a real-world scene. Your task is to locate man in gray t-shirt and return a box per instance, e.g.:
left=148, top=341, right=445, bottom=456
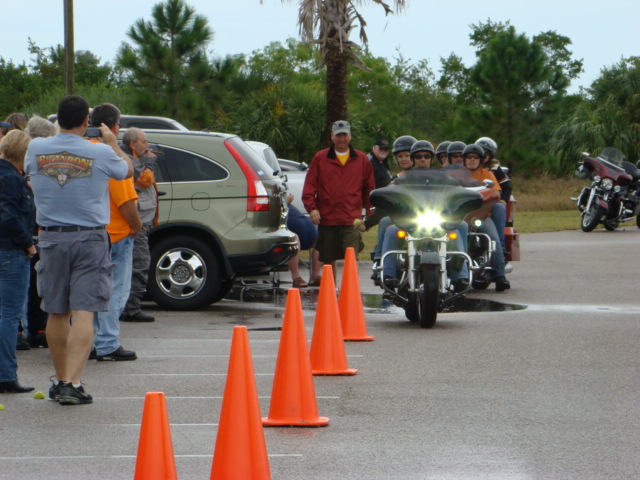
left=24, top=95, right=133, bottom=405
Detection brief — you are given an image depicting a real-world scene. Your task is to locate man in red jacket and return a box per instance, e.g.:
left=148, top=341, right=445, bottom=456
left=302, top=120, right=375, bottom=284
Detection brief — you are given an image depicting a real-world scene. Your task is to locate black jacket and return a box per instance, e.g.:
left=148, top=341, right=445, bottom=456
left=368, top=152, right=393, bottom=189
left=0, top=158, right=35, bottom=249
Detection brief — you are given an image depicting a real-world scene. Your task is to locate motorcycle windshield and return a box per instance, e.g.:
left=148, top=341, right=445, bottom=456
left=587, top=147, right=638, bottom=183
left=370, top=182, right=484, bottom=231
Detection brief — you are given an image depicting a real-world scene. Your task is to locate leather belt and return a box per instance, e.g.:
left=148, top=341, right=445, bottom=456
left=41, top=226, right=106, bottom=232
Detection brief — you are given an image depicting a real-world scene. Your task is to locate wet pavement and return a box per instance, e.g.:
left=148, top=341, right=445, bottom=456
left=1, top=229, right=639, bottom=479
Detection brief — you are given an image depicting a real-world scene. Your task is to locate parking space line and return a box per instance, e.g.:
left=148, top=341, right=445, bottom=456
left=0, top=454, right=303, bottom=460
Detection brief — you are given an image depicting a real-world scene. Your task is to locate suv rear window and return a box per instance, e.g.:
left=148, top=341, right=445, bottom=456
left=226, top=137, right=273, bottom=180
left=156, top=145, right=228, bottom=182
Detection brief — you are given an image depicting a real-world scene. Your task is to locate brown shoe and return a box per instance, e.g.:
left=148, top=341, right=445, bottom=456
left=292, top=277, right=308, bottom=288
left=308, top=277, right=322, bottom=287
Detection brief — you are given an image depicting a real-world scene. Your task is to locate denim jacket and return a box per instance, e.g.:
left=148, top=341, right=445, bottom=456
left=0, top=158, right=36, bottom=249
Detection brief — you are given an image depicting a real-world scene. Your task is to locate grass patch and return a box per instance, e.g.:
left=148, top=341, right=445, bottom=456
left=512, top=173, right=584, bottom=212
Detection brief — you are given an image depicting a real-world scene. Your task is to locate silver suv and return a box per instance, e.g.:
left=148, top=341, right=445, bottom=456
left=142, top=130, right=297, bottom=310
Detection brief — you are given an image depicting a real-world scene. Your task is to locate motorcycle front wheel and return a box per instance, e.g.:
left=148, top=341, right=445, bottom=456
left=418, top=267, right=440, bottom=329
left=404, top=291, right=419, bottom=323
left=581, top=203, right=604, bottom=232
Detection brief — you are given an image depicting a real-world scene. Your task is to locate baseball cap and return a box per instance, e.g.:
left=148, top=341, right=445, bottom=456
left=332, top=120, right=351, bottom=135
left=374, top=139, right=389, bottom=148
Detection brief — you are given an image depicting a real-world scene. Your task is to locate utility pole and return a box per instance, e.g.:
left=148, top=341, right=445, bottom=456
left=64, top=0, right=74, bottom=94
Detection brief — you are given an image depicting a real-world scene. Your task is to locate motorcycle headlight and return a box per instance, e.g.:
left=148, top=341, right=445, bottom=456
left=602, top=178, right=614, bottom=191
left=415, top=210, right=443, bottom=232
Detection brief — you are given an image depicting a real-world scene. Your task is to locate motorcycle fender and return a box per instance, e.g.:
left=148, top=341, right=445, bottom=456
left=419, top=251, right=440, bottom=269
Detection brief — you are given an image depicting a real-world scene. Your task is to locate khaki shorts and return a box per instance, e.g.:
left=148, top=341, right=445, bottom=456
left=316, top=225, right=364, bottom=263
left=36, top=229, right=113, bottom=313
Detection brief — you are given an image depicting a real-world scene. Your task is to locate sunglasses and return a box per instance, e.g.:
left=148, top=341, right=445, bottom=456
left=377, top=146, right=389, bottom=151
left=450, top=153, right=463, bottom=158
left=413, top=154, right=432, bottom=160
left=465, top=154, right=480, bottom=160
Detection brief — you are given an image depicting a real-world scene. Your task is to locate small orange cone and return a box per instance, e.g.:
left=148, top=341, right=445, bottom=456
left=339, top=247, right=374, bottom=341
left=210, top=326, right=271, bottom=480
left=133, top=392, right=177, bottom=480
left=310, top=265, right=357, bottom=375
left=263, top=289, right=329, bottom=426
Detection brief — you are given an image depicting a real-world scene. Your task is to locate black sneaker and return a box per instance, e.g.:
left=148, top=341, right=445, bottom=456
left=120, top=311, right=155, bottom=322
left=495, top=276, right=511, bottom=292
left=452, top=278, right=469, bottom=293
left=16, top=333, right=31, bottom=351
left=96, top=346, right=137, bottom=362
left=383, top=276, right=398, bottom=289
left=89, top=347, right=97, bottom=360
left=58, top=382, right=93, bottom=405
left=48, top=376, right=64, bottom=401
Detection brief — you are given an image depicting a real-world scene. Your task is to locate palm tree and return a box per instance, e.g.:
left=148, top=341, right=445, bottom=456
left=117, top=0, right=213, bottom=126
left=266, top=0, right=407, bottom=143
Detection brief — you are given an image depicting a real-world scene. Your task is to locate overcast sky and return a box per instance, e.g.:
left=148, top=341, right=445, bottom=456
left=3, top=0, right=637, bottom=92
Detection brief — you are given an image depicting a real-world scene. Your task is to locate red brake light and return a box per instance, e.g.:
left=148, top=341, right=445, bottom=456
left=226, top=140, right=270, bottom=212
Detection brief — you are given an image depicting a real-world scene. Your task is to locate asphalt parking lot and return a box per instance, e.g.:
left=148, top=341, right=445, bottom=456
left=1, top=230, right=639, bottom=479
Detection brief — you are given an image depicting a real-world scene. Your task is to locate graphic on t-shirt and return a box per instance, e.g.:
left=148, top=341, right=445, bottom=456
left=36, top=151, right=94, bottom=187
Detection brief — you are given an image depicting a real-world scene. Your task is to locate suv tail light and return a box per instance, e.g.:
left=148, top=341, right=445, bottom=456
left=226, top=140, right=270, bottom=212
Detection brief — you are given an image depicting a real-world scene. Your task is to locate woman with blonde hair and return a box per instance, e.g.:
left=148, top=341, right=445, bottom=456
left=0, top=130, right=36, bottom=393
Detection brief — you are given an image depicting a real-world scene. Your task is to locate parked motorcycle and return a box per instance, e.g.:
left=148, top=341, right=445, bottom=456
left=370, top=170, right=497, bottom=328
left=572, top=148, right=640, bottom=232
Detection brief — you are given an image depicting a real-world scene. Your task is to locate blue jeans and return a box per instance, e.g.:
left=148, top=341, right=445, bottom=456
left=382, top=225, right=402, bottom=278
left=374, top=216, right=393, bottom=260
left=94, top=237, right=133, bottom=355
left=447, top=223, right=468, bottom=282
left=0, top=249, right=30, bottom=381
left=476, top=217, right=505, bottom=278
left=492, top=202, right=507, bottom=251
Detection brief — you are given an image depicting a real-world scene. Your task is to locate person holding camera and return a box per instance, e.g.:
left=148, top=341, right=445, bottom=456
left=24, top=96, right=133, bottom=405
left=89, top=104, right=141, bottom=361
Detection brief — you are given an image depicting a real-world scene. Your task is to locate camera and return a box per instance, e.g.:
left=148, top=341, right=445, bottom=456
left=85, top=127, right=102, bottom=138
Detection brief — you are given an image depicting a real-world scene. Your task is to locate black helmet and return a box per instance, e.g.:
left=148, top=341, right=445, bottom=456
left=436, top=141, right=452, bottom=157
left=447, top=141, right=466, bottom=158
left=410, top=140, right=435, bottom=158
left=392, top=135, right=417, bottom=154
left=475, top=137, right=498, bottom=158
left=462, top=144, right=485, bottom=169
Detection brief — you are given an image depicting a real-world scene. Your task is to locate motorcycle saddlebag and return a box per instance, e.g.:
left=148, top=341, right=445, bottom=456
left=505, top=227, right=520, bottom=261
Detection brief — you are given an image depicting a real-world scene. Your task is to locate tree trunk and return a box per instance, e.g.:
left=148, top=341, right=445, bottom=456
left=323, top=43, right=348, bottom=146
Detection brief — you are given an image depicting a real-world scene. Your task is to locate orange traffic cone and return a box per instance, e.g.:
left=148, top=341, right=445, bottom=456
left=310, top=265, right=357, bottom=375
left=133, top=392, right=177, bottom=480
left=339, top=247, right=374, bottom=341
left=263, top=289, right=329, bottom=426
left=210, top=326, right=271, bottom=480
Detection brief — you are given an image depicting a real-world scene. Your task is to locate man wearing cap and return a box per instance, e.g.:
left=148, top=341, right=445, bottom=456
left=302, top=120, right=375, bottom=283
left=367, top=139, right=392, bottom=189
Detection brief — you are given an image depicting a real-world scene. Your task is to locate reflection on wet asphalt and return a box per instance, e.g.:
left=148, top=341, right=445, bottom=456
left=225, top=284, right=527, bottom=313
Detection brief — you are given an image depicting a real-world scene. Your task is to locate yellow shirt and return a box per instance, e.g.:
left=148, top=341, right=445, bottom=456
left=336, top=151, right=350, bottom=165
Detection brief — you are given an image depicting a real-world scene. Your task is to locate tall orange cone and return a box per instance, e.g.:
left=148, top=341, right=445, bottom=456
left=310, top=265, right=357, bottom=375
left=133, top=392, right=177, bottom=480
left=210, top=326, right=271, bottom=480
left=339, top=247, right=374, bottom=341
left=263, top=289, right=329, bottom=426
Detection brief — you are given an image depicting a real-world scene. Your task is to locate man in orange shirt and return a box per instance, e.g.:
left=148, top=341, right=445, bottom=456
left=90, top=104, right=142, bottom=360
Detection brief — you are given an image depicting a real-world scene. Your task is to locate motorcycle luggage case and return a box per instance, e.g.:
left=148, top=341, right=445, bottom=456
left=505, top=227, right=520, bottom=261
